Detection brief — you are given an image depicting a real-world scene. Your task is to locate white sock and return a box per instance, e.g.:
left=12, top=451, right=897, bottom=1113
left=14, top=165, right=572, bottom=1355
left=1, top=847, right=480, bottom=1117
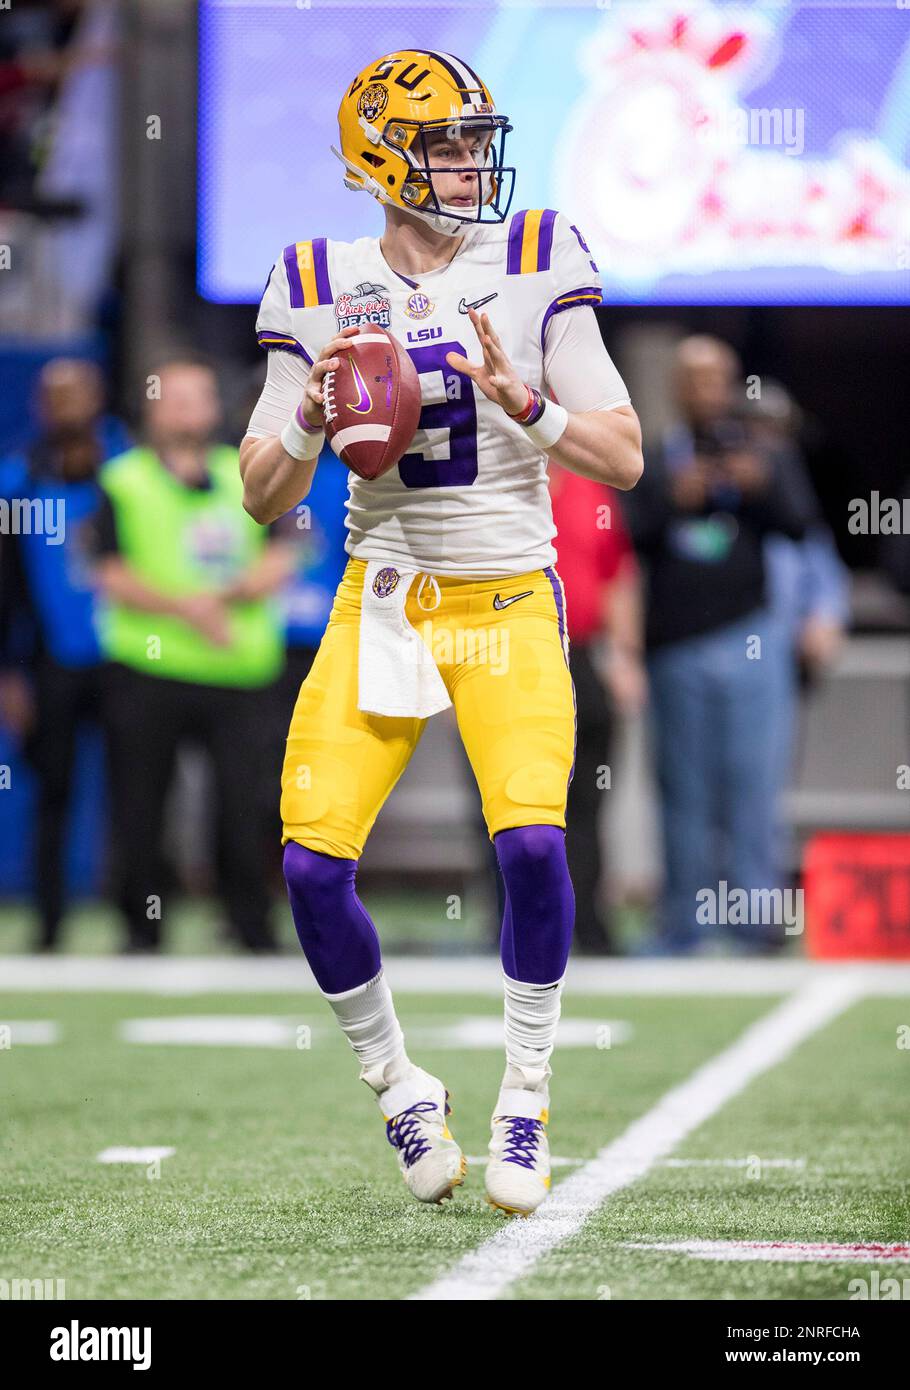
left=502, top=972, right=564, bottom=1091
left=323, top=970, right=409, bottom=1088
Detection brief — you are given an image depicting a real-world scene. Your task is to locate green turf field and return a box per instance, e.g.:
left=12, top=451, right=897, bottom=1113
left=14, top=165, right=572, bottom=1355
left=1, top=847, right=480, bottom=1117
left=2, top=975, right=908, bottom=1301
left=0, top=890, right=495, bottom=955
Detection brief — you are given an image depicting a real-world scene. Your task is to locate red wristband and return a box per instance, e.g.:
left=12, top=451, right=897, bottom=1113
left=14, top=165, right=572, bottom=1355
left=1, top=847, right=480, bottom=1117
left=505, top=384, right=535, bottom=423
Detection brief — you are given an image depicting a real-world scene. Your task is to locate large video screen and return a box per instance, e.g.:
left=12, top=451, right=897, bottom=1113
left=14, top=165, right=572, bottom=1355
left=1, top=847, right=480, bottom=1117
left=198, top=1, right=910, bottom=306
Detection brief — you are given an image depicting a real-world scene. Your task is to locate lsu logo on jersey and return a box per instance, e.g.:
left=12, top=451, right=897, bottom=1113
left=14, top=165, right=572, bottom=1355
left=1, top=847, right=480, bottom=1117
left=335, top=282, right=392, bottom=329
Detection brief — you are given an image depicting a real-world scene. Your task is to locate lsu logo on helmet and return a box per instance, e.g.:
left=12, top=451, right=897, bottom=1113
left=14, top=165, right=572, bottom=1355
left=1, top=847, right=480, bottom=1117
left=357, top=83, right=389, bottom=124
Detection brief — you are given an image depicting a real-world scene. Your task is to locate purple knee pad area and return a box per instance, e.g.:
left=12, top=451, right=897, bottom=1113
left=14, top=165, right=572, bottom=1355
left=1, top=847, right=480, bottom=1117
left=283, top=840, right=382, bottom=994
left=284, top=826, right=573, bottom=993
left=495, top=824, right=575, bottom=983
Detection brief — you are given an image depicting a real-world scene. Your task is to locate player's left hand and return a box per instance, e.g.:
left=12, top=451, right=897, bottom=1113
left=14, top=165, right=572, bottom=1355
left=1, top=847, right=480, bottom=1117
left=446, top=309, right=528, bottom=416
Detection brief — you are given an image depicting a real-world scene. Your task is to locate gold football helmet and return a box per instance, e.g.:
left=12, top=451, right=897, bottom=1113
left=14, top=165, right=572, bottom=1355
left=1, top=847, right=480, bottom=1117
left=332, top=50, right=515, bottom=237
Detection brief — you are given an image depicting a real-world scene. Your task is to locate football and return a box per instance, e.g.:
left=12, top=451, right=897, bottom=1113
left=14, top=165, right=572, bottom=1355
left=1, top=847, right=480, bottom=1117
left=323, top=325, right=422, bottom=480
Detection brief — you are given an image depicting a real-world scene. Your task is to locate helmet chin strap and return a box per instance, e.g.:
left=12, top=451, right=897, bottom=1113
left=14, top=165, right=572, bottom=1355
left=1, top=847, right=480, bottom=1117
left=403, top=201, right=474, bottom=238
left=330, top=144, right=487, bottom=239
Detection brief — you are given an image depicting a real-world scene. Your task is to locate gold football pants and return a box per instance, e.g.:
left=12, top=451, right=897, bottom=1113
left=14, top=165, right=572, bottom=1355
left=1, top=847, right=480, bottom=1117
left=281, top=557, right=576, bottom=860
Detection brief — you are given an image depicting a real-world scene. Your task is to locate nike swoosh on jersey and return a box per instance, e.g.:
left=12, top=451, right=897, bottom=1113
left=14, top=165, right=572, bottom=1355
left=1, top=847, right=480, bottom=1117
left=459, top=293, right=498, bottom=314
left=492, top=590, right=534, bottom=610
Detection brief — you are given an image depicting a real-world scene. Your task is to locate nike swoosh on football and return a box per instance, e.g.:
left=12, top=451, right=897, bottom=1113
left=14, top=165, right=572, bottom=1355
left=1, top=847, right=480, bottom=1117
left=347, top=359, right=373, bottom=414
left=492, top=590, right=533, bottom=610
left=459, top=293, right=498, bottom=314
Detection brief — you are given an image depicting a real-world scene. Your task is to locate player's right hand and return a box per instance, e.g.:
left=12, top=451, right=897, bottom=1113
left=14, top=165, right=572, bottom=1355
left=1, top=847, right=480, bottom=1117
left=299, top=325, right=360, bottom=429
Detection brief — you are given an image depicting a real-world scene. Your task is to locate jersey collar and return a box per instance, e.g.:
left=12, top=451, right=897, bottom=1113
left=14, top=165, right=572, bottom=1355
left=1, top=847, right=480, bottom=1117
left=376, top=225, right=479, bottom=292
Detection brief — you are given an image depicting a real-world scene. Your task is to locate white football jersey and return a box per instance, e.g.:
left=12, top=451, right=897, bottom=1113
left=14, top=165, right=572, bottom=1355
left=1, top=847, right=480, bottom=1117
left=255, top=209, right=629, bottom=577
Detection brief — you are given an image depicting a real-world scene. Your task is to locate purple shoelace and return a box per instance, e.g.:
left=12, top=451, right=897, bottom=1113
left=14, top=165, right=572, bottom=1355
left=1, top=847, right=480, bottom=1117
left=498, top=1115, right=545, bottom=1170
left=386, top=1100, right=442, bottom=1169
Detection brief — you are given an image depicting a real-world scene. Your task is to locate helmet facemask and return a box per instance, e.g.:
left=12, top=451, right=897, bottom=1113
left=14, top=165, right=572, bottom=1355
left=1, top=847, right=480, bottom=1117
left=386, top=115, right=515, bottom=237
left=333, top=53, right=516, bottom=237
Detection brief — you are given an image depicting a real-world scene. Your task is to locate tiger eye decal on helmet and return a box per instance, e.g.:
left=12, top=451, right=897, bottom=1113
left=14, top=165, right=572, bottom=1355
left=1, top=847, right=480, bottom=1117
left=331, top=49, right=516, bottom=239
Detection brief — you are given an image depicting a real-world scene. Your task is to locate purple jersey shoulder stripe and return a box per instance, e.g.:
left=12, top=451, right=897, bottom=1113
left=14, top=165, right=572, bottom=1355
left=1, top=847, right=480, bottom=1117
left=283, top=243, right=304, bottom=308
left=539, top=286, right=603, bottom=352
left=506, top=210, right=527, bottom=275
left=256, top=329, right=313, bottom=364
left=536, top=209, right=557, bottom=272
left=570, top=222, right=600, bottom=275
left=312, top=237, right=332, bottom=305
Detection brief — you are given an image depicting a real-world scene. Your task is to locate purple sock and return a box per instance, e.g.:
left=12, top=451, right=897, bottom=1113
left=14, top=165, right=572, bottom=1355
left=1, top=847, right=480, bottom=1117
left=283, top=841, right=382, bottom=994
left=495, top=824, right=575, bottom=983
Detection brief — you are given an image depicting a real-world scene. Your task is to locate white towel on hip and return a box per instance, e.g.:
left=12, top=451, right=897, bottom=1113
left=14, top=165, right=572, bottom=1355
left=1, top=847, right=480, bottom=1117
left=357, top=560, right=453, bottom=718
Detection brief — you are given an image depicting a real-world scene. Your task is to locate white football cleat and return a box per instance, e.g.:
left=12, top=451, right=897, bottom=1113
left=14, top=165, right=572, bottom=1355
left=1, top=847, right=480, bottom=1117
left=485, top=1064, right=551, bottom=1217
left=363, top=1061, right=466, bottom=1205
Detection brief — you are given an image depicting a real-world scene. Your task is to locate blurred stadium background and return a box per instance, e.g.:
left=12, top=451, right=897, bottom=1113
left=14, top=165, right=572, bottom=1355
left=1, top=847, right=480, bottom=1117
left=1, top=0, right=908, bottom=960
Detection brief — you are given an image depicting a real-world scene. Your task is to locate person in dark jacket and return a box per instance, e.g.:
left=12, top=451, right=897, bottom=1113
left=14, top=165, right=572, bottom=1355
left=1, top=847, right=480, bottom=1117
left=624, top=336, right=811, bottom=954
left=0, top=358, right=130, bottom=949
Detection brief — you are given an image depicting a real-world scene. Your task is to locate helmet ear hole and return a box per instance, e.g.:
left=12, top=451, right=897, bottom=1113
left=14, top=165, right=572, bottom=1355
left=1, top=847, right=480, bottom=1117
left=360, top=150, right=385, bottom=169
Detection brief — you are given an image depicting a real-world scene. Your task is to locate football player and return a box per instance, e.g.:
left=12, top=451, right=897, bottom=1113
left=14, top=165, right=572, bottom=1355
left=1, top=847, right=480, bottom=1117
left=241, top=50, right=642, bottom=1215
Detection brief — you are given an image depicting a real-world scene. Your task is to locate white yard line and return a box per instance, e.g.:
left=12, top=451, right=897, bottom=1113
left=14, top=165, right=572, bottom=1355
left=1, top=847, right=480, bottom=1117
left=662, top=1157, right=805, bottom=1169
left=0, top=1020, right=59, bottom=1044
left=410, top=973, right=863, bottom=1301
left=464, top=1155, right=583, bottom=1169
left=115, top=1014, right=630, bottom=1051
left=1, top=955, right=909, bottom=995
left=622, top=1240, right=910, bottom=1263
left=96, top=1147, right=176, bottom=1165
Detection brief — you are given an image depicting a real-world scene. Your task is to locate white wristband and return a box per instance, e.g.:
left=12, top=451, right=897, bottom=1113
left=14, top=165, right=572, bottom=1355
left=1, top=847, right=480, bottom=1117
left=280, top=405, right=325, bottom=460
left=524, top=400, right=568, bottom=451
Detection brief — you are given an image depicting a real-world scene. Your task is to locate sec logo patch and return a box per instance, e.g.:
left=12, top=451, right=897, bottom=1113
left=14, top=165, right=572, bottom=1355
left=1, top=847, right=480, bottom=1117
left=404, top=291, right=434, bottom=320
